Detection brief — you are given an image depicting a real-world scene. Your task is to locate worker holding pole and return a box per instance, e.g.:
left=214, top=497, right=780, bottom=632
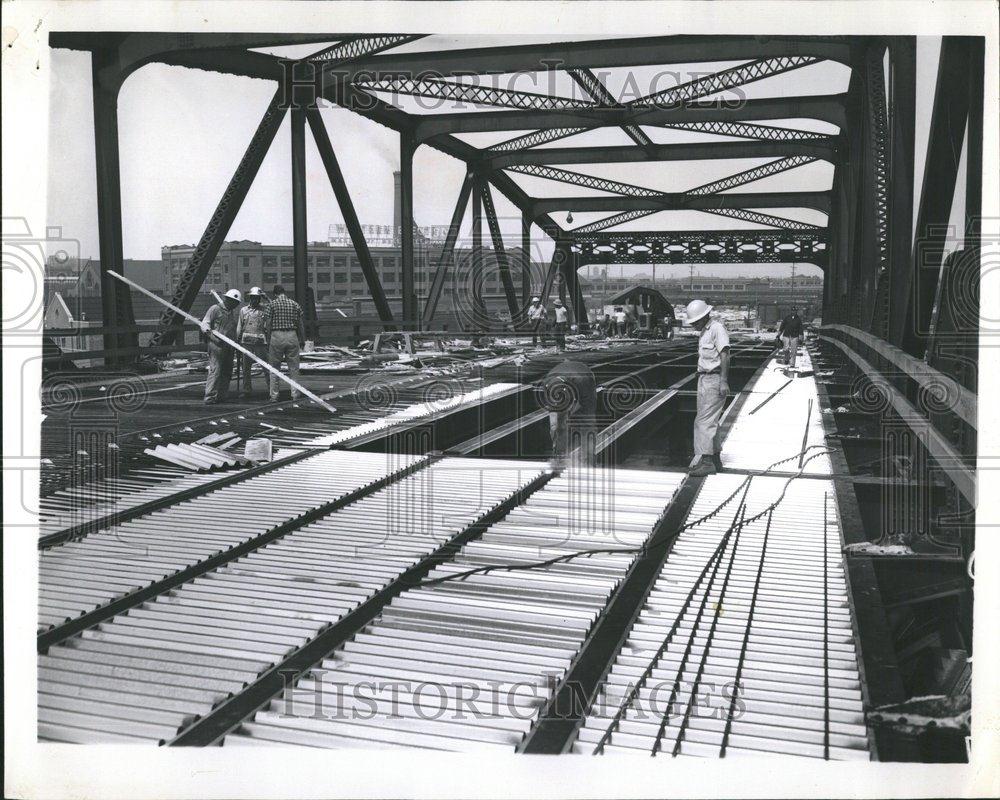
left=200, top=288, right=242, bottom=405
left=686, top=299, right=730, bottom=477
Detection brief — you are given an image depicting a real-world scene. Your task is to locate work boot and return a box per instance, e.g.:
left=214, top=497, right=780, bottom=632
left=689, top=457, right=717, bottom=477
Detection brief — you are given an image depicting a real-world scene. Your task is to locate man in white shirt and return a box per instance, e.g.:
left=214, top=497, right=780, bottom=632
left=527, top=296, right=546, bottom=346
left=686, top=299, right=730, bottom=476
left=552, top=299, right=570, bottom=350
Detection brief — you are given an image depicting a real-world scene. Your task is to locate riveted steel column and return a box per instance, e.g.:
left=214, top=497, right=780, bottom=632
left=291, top=107, right=309, bottom=311
left=886, top=37, right=916, bottom=348
left=400, top=134, right=417, bottom=329
left=91, top=49, right=137, bottom=366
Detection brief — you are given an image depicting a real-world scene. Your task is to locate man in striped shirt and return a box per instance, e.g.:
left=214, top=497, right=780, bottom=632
left=264, top=285, right=305, bottom=402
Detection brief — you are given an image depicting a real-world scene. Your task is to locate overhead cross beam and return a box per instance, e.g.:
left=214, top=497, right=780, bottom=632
left=415, top=95, right=848, bottom=141
left=308, top=35, right=426, bottom=62
left=532, top=191, right=830, bottom=214
left=567, top=68, right=652, bottom=147
left=322, top=35, right=852, bottom=83
left=515, top=158, right=823, bottom=233
left=484, top=139, right=836, bottom=168
left=354, top=75, right=596, bottom=111
left=661, top=120, right=832, bottom=141
left=486, top=55, right=822, bottom=151
left=570, top=228, right=829, bottom=266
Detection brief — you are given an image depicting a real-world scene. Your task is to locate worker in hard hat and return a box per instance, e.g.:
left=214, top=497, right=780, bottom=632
left=236, top=287, right=268, bottom=397
left=686, top=299, right=730, bottom=476
left=527, top=296, right=546, bottom=346
left=552, top=298, right=570, bottom=350
left=200, top=288, right=242, bottom=405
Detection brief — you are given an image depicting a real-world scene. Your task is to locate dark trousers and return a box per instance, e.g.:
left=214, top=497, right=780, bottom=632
left=553, top=321, right=567, bottom=350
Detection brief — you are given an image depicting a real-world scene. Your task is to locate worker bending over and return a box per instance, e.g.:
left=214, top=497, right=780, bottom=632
left=777, top=307, right=804, bottom=370
left=264, top=285, right=305, bottom=402
left=686, top=299, right=730, bottom=477
left=200, top=289, right=242, bottom=405
left=236, top=286, right=268, bottom=398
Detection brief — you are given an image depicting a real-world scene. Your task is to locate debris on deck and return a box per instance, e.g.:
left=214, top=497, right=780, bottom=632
left=144, top=441, right=252, bottom=472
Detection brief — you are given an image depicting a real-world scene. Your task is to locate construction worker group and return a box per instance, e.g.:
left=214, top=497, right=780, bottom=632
left=200, top=285, right=305, bottom=405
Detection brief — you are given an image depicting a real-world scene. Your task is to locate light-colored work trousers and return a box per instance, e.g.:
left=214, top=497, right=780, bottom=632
left=239, top=337, right=268, bottom=394
left=205, top=341, right=234, bottom=403
left=781, top=336, right=799, bottom=368
left=693, top=372, right=726, bottom=458
left=268, top=330, right=301, bottom=401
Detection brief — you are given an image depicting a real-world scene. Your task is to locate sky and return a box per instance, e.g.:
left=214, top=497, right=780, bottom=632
left=45, top=35, right=954, bottom=280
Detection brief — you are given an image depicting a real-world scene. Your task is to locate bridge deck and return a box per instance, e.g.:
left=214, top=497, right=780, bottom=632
left=575, top=347, right=871, bottom=758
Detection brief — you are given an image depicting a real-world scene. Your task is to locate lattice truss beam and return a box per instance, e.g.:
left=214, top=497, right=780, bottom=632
left=486, top=56, right=822, bottom=151
left=309, top=35, right=427, bottom=63
left=482, top=61, right=830, bottom=235
left=570, top=228, right=828, bottom=265
left=508, top=156, right=822, bottom=233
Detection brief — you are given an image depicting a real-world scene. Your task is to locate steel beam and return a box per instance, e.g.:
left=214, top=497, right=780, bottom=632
left=660, top=119, right=834, bottom=141
left=305, top=107, right=394, bottom=324
left=90, top=49, right=138, bottom=366
left=964, top=39, right=984, bottom=251
left=532, top=191, right=831, bottom=215
left=414, top=95, right=848, bottom=141
left=400, top=133, right=418, bottom=329
left=567, top=67, right=652, bottom=147
left=470, top=180, right=488, bottom=328
left=885, top=38, right=917, bottom=347
left=901, top=38, right=976, bottom=358
left=480, top=179, right=521, bottom=319
left=291, top=108, right=309, bottom=311
left=151, top=86, right=287, bottom=348
left=355, top=74, right=595, bottom=110
left=422, top=173, right=473, bottom=326
left=521, top=212, right=533, bottom=302
left=329, top=35, right=852, bottom=82
left=308, top=35, right=426, bottom=63
left=485, top=139, right=835, bottom=168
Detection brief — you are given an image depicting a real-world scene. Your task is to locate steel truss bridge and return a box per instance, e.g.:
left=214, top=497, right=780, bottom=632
left=41, top=31, right=984, bottom=760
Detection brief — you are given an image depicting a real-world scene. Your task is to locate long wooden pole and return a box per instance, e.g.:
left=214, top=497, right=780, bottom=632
left=108, top=271, right=337, bottom=414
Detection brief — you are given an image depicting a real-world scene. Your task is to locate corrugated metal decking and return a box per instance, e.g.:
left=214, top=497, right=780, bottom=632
left=38, top=457, right=544, bottom=743
left=38, top=450, right=413, bottom=631
left=226, top=467, right=684, bottom=750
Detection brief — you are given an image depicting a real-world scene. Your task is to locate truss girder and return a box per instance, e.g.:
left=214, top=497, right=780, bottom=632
left=865, top=46, right=892, bottom=337
left=487, top=56, right=823, bottom=152
left=707, top=208, right=820, bottom=229
left=687, top=155, right=819, bottom=194
left=570, top=228, right=828, bottom=265
left=508, top=164, right=662, bottom=197
left=150, top=88, right=288, bottom=347
left=661, top=120, right=832, bottom=141
left=355, top=75, right=596, bottom=111
left=571, top=209, right=656, bottom=234
left=567, top=68, right=652, bottom=146
left=310, top=35, right=425, bottom=63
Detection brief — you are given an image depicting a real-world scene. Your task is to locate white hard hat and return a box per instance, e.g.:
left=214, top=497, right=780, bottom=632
left=685, top=299, right=712, bottom=324
left=224, top=288, right=242, bottom=302
left=248, top=286, right=264, bottom=297
left=554, top=298, right=563, bottom=305
left=531, top=296, right=540, bottom=303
